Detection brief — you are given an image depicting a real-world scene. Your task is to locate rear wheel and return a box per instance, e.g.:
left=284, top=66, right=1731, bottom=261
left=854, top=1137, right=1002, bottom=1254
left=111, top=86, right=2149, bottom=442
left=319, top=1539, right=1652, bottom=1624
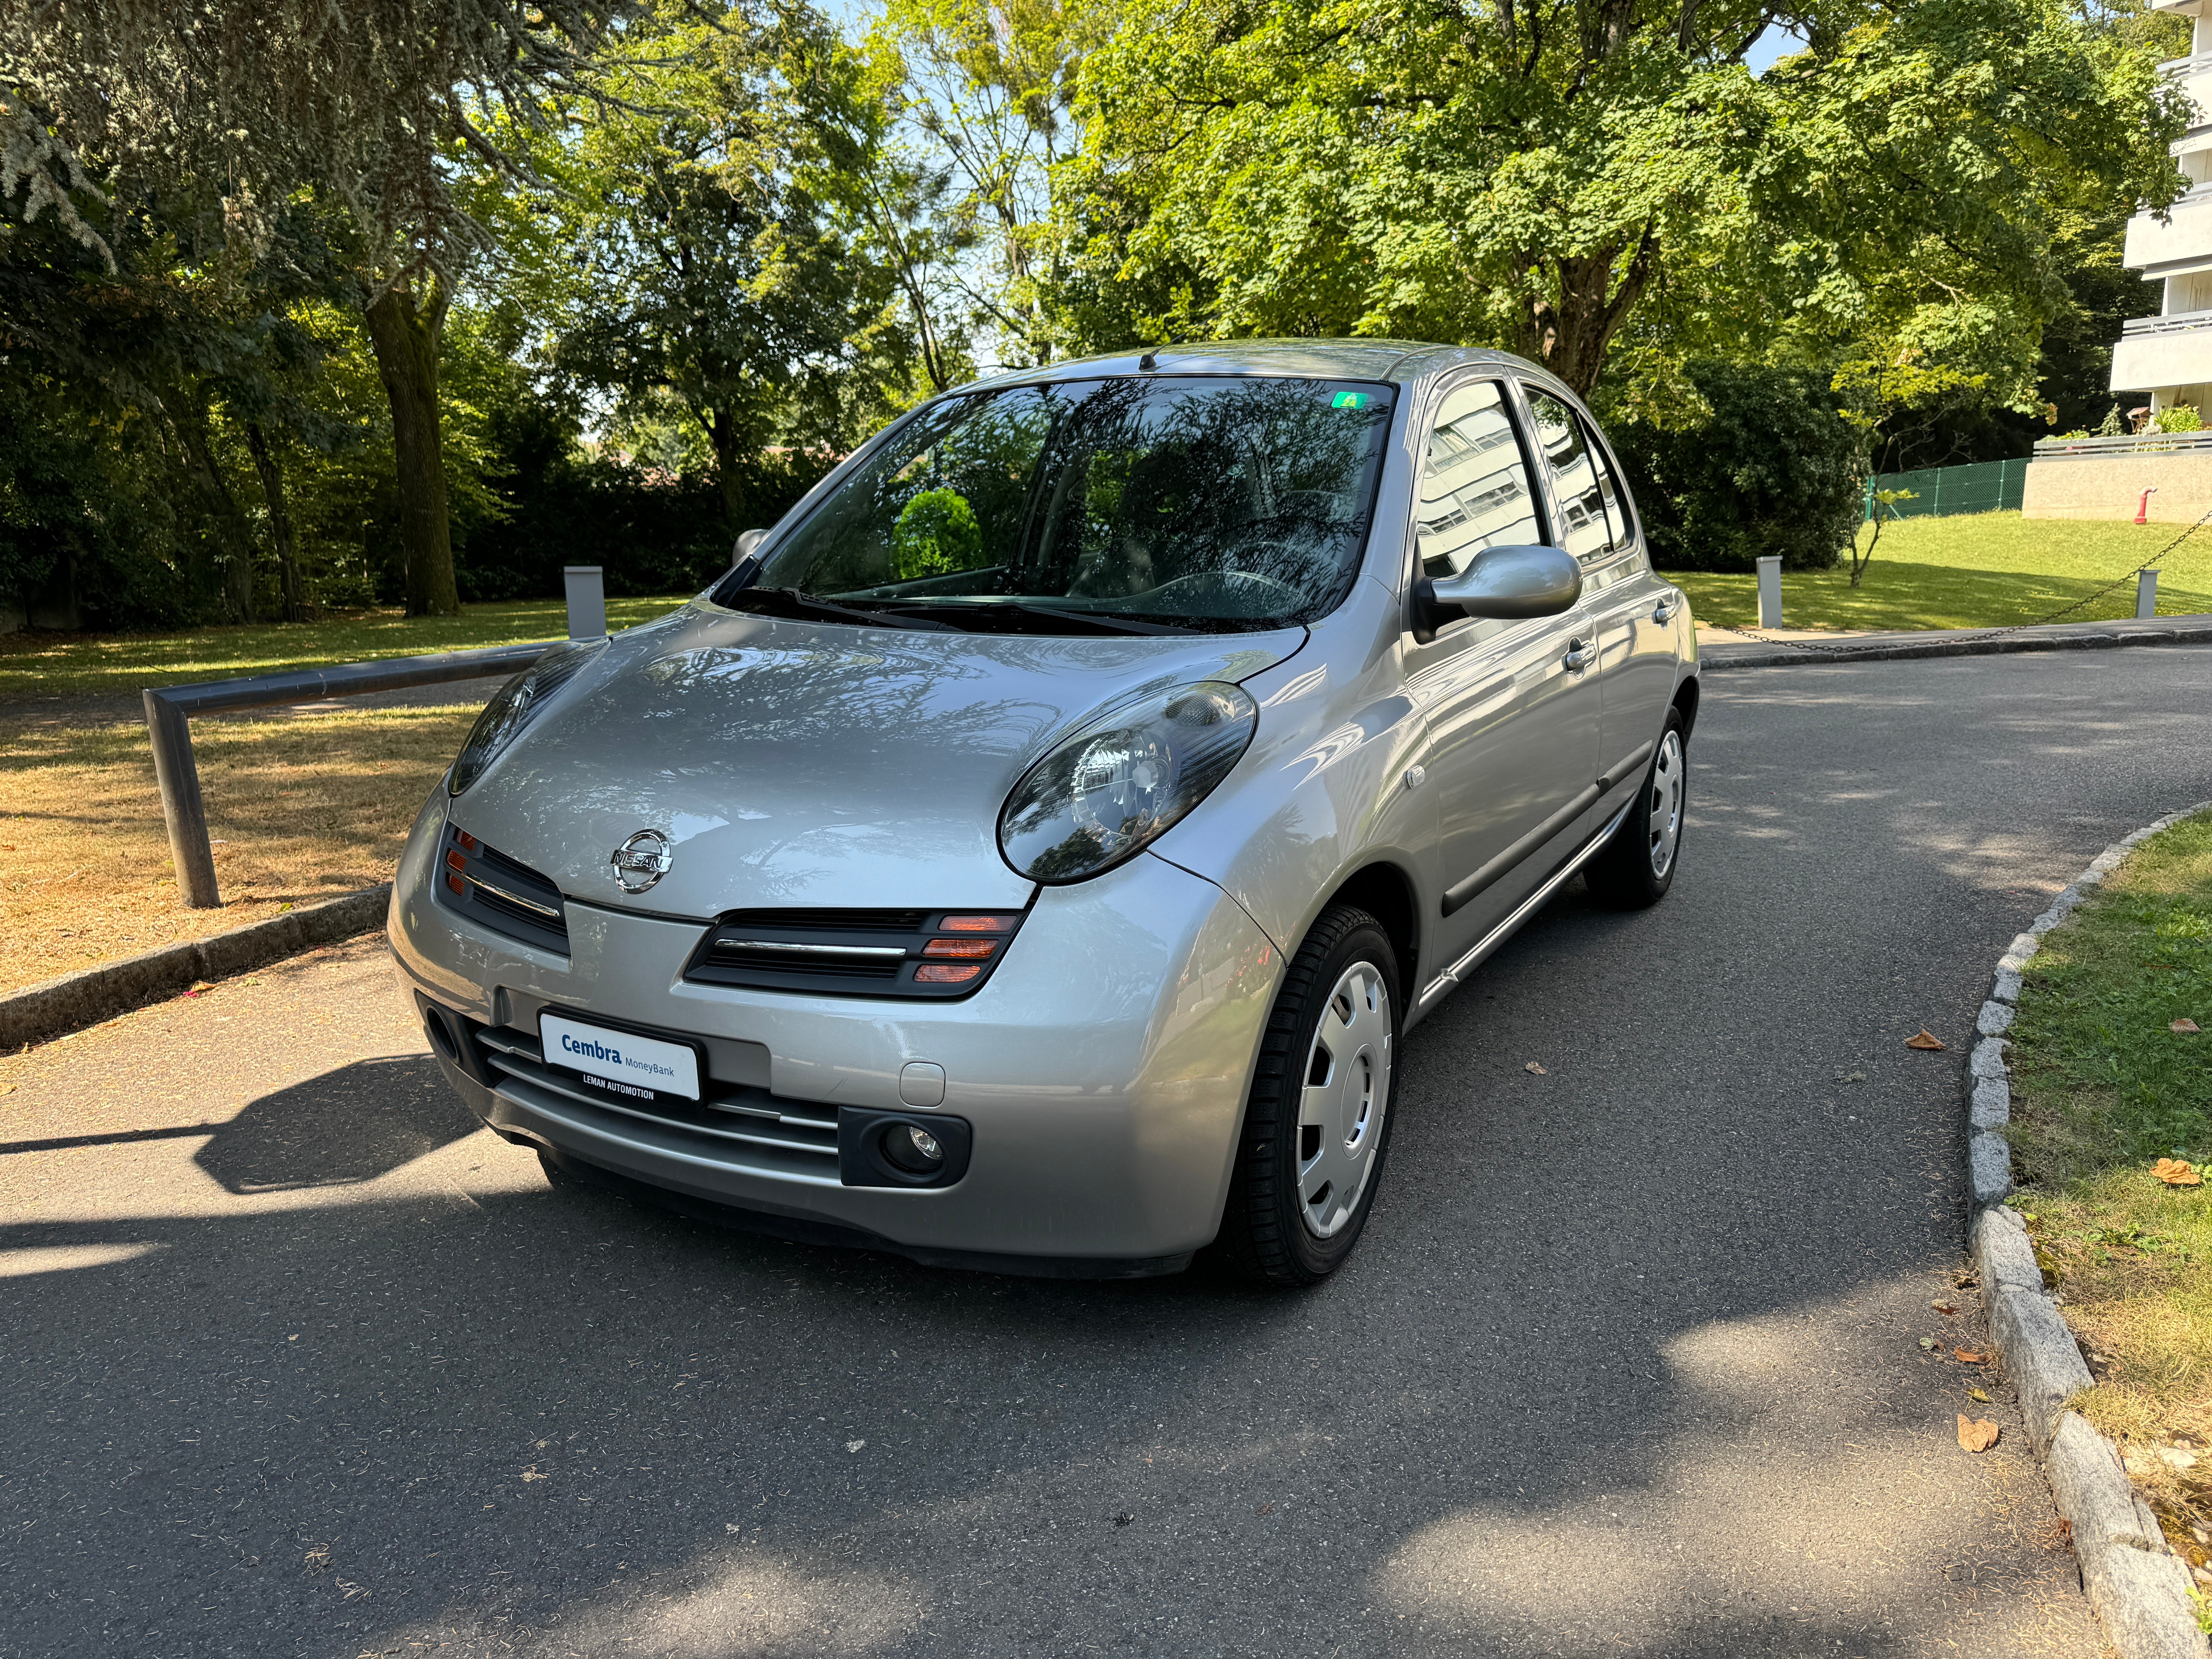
left=1585, top=707, right=1686, bottom=910
left=1218, top=905, right=1400, bottom=1286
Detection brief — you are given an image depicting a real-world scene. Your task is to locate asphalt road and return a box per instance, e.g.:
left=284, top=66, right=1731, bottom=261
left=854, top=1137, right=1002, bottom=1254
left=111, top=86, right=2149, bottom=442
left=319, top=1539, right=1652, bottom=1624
left=8, top=644, right=2212, bottom=1658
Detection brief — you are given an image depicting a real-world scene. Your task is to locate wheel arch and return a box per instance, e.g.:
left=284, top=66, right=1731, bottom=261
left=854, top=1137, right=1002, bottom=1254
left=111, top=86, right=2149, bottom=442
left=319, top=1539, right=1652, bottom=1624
left=1672, top=671, right=1700, bottom=743
left=1316, top=859, right=1421, bottom=1006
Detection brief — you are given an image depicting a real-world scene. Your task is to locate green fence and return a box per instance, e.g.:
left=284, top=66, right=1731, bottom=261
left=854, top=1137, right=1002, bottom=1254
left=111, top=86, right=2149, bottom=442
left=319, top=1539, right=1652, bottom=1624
left=1865, top=457, right=2028, bottom=520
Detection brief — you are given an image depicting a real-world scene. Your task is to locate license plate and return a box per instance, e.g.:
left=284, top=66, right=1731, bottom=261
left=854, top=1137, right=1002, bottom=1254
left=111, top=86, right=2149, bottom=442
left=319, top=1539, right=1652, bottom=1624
left=539, top=1012, right=701, bottom=1102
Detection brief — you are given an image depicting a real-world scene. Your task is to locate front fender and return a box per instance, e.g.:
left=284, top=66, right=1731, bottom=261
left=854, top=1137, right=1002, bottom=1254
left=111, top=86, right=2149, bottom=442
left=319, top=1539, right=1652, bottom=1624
left=1148, top=578, right=1439, bottom=978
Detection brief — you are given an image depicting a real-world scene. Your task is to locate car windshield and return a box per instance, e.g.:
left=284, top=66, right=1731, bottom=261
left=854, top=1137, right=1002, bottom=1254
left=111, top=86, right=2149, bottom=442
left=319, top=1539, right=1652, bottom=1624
left=729, top=376, right=1396, bottom=634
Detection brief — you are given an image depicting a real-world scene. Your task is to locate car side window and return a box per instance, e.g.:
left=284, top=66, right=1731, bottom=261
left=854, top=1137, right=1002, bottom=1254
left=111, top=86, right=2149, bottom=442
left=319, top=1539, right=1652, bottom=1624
left=1525, top=390, right=1628, bottom=568
left=1413, top=380, right=1545, bottom=581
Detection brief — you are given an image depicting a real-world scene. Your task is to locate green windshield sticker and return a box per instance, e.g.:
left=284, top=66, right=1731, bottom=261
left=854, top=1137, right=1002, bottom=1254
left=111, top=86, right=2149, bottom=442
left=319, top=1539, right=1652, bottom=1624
left=1332, top=392, right=1370, bottom=410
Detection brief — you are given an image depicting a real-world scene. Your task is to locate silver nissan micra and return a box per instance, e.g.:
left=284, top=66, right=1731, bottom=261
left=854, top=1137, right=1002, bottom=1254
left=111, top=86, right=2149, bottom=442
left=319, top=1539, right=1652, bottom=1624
left=391, top=340, right=1698, bottom=1285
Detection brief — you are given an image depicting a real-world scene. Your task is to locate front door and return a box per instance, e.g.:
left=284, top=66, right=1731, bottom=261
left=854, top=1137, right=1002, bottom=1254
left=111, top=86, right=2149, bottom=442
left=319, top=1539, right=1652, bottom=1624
left=1522, top=389, right=1681, bottom=824
left=1401, top=376, right=1604, bottom=960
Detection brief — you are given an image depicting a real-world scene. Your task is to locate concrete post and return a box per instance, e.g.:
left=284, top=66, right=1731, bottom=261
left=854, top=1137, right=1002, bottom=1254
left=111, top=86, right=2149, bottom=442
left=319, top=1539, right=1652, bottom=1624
left=2137, top=568, right=2160, bottom=620
left=1756, top=556, right=1783, bottom=629
left=143, top=690, right=222, bottom=909
left=563, top=566, right=607, bottom=640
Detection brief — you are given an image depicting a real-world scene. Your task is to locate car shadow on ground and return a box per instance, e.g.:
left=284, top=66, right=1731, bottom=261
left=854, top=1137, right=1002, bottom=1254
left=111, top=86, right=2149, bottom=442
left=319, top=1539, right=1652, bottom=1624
left=192, top=1053, right=480, bottom=1193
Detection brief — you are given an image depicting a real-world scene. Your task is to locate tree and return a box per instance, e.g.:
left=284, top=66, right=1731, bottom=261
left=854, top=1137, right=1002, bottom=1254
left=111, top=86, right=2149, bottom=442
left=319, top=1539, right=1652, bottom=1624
left=863, top=0, right=1099, bottom=373
left=554, top=0, right=904, bottom=530
left=1049, top=0, right=2188, bottom=409
left=3, top=0, right=643, bottom=615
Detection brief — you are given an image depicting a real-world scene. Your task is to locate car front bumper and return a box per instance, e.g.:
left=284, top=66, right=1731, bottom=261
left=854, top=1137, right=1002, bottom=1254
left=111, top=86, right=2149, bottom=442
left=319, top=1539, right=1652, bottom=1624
left=388, top=792, right=1283, bottom=1272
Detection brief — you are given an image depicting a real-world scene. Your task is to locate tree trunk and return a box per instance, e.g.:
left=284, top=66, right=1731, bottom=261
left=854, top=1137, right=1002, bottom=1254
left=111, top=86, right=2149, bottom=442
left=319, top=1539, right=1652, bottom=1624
left=244, top=422, right=307, bottom=622
left=174, top=406, right=259, bottom=622
left=703, top=405, right=749, bottom=532
left=363, top=276, right=460, bottom=617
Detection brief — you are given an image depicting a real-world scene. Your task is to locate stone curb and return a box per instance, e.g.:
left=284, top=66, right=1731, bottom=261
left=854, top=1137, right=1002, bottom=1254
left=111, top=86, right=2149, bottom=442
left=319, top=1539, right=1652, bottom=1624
left=0, top=885, right=393, bottom=1052
left=1700, top=613, right=2212, bottom=672
left=1968, top=800, right=2212, bottom=1659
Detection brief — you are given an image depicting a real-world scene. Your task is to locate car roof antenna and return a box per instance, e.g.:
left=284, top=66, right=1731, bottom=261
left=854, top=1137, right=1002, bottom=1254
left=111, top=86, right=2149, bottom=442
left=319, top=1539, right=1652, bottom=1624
left=1138, top=350, right=1158, bottom=372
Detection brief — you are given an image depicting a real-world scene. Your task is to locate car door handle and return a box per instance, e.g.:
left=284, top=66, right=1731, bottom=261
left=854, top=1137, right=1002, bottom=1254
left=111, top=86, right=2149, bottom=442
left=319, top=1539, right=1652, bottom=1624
left=1652, top=596, right=1680, bottom=624
left=1563, top=639, right=1595, bottom=672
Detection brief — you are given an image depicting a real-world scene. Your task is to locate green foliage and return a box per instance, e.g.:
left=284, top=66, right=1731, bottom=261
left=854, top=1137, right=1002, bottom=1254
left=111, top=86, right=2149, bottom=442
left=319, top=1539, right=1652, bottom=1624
left=1611, top=362, right=1865, bottom=572
left=1048, top=0, right=2186, bottom=416
left=890, top=487, right=984, bottom=578
left=2154, top=404, right=2204, bottom=433
left=2099, top=404, right=2128, bottom=436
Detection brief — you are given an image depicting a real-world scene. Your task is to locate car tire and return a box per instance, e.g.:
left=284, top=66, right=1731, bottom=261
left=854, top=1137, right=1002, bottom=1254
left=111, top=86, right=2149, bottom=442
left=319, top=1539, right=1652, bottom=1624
left=1585, top=705, right=1687, bottom=910
left=1218, top=905, right=1401, bottom=1286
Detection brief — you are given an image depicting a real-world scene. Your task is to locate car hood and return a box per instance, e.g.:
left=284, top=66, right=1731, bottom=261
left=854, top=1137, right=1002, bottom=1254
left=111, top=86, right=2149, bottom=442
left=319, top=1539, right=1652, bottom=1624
left=449, top=604, right=1303, bottom=919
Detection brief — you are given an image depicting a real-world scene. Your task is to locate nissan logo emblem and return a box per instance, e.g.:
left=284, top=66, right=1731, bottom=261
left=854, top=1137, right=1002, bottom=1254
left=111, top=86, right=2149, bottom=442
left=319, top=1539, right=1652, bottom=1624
left=610, top=829, right=674, bottom=893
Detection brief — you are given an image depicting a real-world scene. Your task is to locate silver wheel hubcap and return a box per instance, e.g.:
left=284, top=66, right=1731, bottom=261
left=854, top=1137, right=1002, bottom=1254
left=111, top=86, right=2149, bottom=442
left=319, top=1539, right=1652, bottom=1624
left=1647, top=729, right=1683, bottom=878
left=1297, top=961, right=1392, bottom=1240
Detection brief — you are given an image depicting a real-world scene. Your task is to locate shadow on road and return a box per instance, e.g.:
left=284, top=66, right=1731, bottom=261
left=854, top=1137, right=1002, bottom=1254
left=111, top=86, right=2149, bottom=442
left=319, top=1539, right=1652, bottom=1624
left=192, top=1053, right=479, bottom=1193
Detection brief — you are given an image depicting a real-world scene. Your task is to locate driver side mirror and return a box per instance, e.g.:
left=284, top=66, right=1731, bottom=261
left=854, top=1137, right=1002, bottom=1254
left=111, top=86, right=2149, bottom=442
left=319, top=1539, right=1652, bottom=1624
left=1410, top=543, right=1583, bottom=643
left=733, top=528, right=767, bottom=565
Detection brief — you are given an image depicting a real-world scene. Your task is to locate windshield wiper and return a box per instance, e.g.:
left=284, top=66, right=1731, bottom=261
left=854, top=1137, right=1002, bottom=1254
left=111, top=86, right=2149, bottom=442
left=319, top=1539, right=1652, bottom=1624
left=867, top=599, right=1204, bottom=636
left=733, top=587, right=956, bottom=632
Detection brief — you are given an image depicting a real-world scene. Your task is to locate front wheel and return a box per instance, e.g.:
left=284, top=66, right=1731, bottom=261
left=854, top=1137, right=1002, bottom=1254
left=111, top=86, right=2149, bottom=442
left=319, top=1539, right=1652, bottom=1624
left=1218, top=905, right=1401, bottom=1286
left=1585, top=707, right=1686, bottom=910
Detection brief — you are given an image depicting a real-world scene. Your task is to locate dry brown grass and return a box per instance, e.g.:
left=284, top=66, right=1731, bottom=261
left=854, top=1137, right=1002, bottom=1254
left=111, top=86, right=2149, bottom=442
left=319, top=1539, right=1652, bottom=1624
left=0, top=702, right=478, bottom=995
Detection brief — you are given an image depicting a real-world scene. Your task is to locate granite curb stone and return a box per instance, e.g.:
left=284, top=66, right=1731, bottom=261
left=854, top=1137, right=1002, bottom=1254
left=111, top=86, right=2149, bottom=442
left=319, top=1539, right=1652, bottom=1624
left=1967, top=799, right=2212, bottom=1658
left=0, top=884, right=392, bottom=1051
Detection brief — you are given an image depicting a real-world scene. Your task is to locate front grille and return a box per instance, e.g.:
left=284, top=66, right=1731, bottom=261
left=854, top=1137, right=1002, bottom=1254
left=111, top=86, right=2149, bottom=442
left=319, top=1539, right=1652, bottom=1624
left=463, top=1016, right=842, bottom=1183
left=684, top=907, right=1027, bottom=1000
left=434, top=824, right=568, bottom=955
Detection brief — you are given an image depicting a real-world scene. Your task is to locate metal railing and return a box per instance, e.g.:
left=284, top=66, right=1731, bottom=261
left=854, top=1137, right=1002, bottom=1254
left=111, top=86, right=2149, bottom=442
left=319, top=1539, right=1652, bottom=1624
left=2033, top=429, right=2212, bottom=459
left=144, top=642, right=556, bottom=909
left=2120, top=308, right=2212, bottom=337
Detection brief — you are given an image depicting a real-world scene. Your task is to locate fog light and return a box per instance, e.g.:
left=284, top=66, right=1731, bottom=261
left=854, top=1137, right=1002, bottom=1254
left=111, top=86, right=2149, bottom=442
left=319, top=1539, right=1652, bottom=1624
left=883, top=1123, right=944, bottom=1175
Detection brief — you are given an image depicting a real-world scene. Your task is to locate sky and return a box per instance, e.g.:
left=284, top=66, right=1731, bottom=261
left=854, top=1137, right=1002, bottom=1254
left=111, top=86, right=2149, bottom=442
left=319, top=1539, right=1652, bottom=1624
left=1744, top=22, right=1812, bottom=74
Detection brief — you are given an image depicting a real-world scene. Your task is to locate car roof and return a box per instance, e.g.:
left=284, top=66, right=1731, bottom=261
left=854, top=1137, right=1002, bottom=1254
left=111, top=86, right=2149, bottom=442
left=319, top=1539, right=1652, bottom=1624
left=971, top=338, right=1547, bottom=392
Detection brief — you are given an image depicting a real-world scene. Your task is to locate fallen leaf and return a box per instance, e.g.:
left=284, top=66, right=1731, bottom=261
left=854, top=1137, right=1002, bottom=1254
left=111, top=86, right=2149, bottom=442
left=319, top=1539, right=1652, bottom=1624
left=1932, top=1300, right=1958, bottom=1315
left=1957, top=1416, right=2001, bottom=1453
left=2173, top=1019, right=2201, bottom=1034
left=2153, top=1158, right=2203, bottom=1187
left=1919, top=1336, right=1939, bottom=1350
left=1524, top=1061, right=1547, bottom=1075
left=1968, top=1388, right=1990, bottom=1403
left=1906, top=1029, right=1946, bottom=1051
left=1256, top=1502, right=1273, bottom=1515
left=1954, top=1349, right=1989, bottom=1364
left=845, top=1439, right=866, bottom=1453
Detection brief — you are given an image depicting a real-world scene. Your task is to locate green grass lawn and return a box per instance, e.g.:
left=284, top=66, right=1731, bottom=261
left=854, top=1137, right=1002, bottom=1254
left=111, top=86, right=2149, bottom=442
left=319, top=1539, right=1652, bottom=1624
left=1669, top=512, right=2212, bottom=634
left=2004, top=808, right=2211, bottom=1563
left=0, top=594, right=695, bottom=702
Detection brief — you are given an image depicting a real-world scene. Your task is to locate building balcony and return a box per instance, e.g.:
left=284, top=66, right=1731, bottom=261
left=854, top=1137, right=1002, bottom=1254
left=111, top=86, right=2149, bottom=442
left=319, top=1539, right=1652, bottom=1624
left=2123, top=185, right=2212, bottom=276
left=2111, top=308, right=2212, bottom=391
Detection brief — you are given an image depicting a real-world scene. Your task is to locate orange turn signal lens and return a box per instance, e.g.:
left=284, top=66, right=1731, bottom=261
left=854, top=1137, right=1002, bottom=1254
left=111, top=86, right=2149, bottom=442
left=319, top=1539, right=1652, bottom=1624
left=938, top=914, right=1016, bottom=933
left=923, top=938, right=996, bottom=960
left=914, top=963, right=983, bottom=984
left=445, top=849, right=468, bottom=872
left=455, top=830, right=479, bottom=852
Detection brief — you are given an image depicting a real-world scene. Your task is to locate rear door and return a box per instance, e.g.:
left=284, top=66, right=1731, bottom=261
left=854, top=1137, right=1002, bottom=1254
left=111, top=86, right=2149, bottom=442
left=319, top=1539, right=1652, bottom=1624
left=1401, top=375, right=1604, bottom=961
left=1521, top=387, right=1682, bottom=826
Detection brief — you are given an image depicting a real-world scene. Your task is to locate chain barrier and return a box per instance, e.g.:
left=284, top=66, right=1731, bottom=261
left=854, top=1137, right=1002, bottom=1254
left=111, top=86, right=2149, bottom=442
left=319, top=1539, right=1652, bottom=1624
left=1703, top=504, right=2212, bottom=658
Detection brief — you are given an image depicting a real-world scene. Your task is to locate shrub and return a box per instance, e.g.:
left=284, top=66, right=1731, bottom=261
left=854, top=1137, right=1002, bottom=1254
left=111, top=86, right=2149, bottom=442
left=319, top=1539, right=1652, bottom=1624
left=2153, top=404, right=2203, bottom=434
left=1609, top=361, right=1865, bottom=573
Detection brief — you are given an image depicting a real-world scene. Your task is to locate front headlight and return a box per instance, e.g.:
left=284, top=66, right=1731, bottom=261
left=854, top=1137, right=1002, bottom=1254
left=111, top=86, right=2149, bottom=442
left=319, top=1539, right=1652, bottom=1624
left=999, top=681, right=1258, bottom=883
left=447, top=637, right=607, bottom=797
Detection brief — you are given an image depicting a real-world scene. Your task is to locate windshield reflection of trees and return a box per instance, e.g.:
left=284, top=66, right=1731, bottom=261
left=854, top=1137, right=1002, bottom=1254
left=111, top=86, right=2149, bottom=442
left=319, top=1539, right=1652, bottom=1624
left=756, top=378, right=1391, bottom=622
